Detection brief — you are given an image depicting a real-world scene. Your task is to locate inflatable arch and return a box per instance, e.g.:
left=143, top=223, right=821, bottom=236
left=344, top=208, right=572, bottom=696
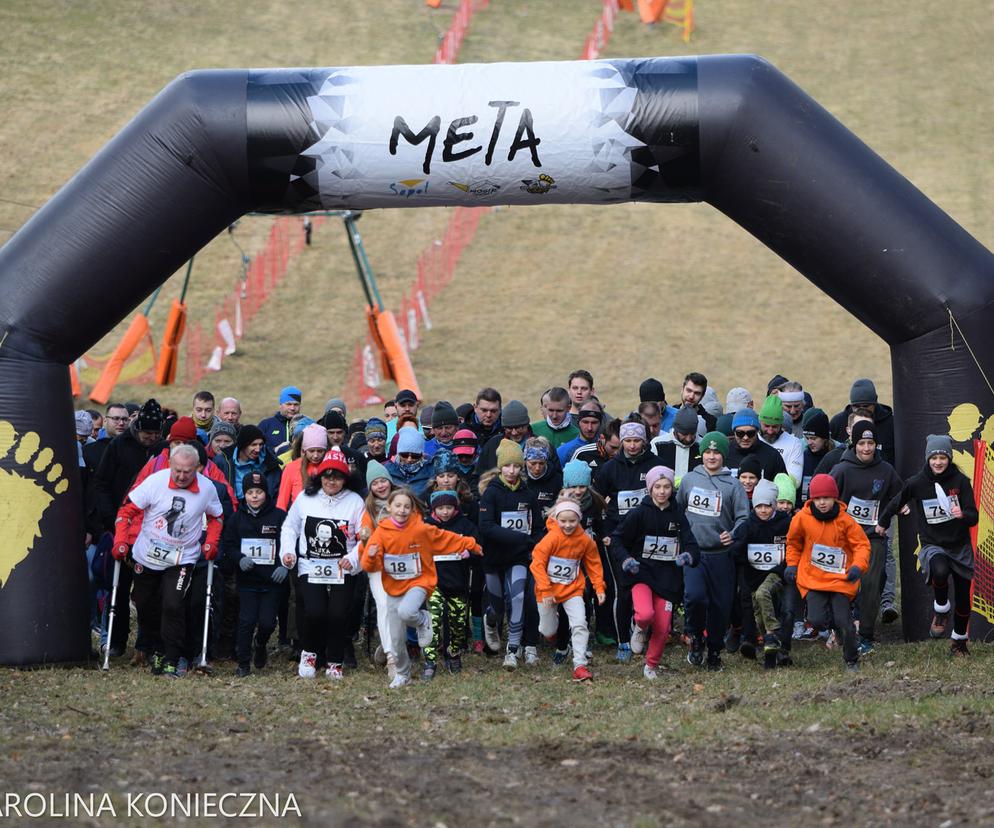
left=1, top=55, right=992, bottom=664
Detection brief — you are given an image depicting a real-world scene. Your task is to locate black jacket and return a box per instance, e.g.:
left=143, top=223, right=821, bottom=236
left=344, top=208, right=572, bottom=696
left=425, top=511, right=480, bottom=593
left=735, top=510, right=792, bottom=592
left=89, top=429, right=158, bottom=533
left=830, top=449, right=904, bottom=536
left=216, top=444, right=283, bottom=500
left=610, top=497, right=699, bottom=602
left=593, top=450, right=665, bottom=535
left=478, top=476, right=542, bottom=572
left=878, top=462, right=978, bottom=549
left=221, top=498, right=286, bottom=589
left=526, top=465, right=563, bottom=520
left=726, top=439, right=786, bottom=482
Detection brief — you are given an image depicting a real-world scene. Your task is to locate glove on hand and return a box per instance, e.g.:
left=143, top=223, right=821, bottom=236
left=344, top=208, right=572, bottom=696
left=202, top=543, right=218, bottom=562
left=675, top=552, right=693, bottom=567
left=621, top=557, right=640, bottom=575
left=271, top=565, right=289, bottom=584
left=846, top=565, right=862, bottom=582
left=784, top=566, right=798, bottom=584
left=239, top=556, right=255, bottom=572
left=112, top=544, right=130, bottom=561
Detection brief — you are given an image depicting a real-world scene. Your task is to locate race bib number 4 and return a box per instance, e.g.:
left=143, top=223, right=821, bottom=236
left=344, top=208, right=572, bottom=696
left=687, top=487, right=722, bottom=517
left=309, top=560, right=344, bottom=585
left=501, top=510, right=530, bottom=533
left=617, top=488, right=647, bottom=515
left=848, top=496, right=879, bottom=526
left=923, top=495, right=959, bottom=525
left=241, top=538, right=276, bottom=565
left=147, top=543, right=182, bottom=566
left=384, top=552, right=422, bottom=580
left=747, top=543, right=784, bottom=571
left=642, top=535, right=678, bottom=562
left=547, top=556, right=580, bottom=585
left=811, top=544, right=846, bottom=575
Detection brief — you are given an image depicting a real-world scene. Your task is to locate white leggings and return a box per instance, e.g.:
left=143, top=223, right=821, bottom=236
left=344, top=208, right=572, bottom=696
left=537, top=595, right=588, bottom=667
left=383, top=586, right=428, bottom=680
left=368, top=571, right=392, bottom=657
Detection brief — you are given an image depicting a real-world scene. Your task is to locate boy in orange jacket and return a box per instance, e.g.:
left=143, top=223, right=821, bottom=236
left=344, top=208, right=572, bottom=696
left=785, top=474, right=870, bottom=671
left=530, top=499, right=606, bottom=681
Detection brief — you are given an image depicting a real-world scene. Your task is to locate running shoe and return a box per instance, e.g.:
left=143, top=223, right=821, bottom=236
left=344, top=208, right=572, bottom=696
left=881, top=604, right=899, bottom=624
left=595, top=632, right=617, bottom=647
left=503, top=648, right=518, bottom=671
left=615, top=643, right=632, bottom=663
left=572, top=665, right=593, bottom=682
left=416, top=613, right=434, bottom=648
left=523, top=646, right=539, bottom=666
left=930, top=611, right=950, bottom=639
left=422, top=660, right=436, bottom=681
left=235, top=664, right=251, bottom=678
left=706, top=652, right=723, bottom=672
left=630, top=623, right=647, bottom=656
left=388, top=673, right=410, bottom=689
left=325, top=663, right=344, bottom=680
left=176, top=657, right=189, bottom=677
left=950, top=638, right=970, bottom=657
left=857, top=638, right=874, bottom=657
left=643, top=664, right=658, bottom=680
left=150, top=653, right=164, bottom=675
left=845, top=660, right=860, bottom=672
left=447, top=655, right=462, bottom=674
left=687, top=636, right=705, bottom=667
left=161, top=662, right=179, bottom=678
left=552, top=648, right=569, bottom=666
left=483, top=609, right=501, bottom=651
left=298, top=650, right=317, bottom=679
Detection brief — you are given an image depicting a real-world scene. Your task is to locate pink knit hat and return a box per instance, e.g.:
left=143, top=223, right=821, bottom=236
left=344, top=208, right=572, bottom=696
left=302, top=423, right=328, bottom=452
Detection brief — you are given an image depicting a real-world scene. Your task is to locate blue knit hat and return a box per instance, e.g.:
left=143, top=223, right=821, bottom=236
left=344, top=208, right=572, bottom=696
left=732, top=409, right=760, bottom=431
left=396, top=427, right=425, bottom=455
left=562, top=459, right=592, bottom=488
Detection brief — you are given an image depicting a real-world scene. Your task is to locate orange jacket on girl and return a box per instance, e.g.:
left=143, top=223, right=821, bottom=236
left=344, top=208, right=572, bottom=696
left=530, top=517, right=606, bottom=603
left=361, top=512, right=482, bottom=597
left=785, top=501, right=871, bottom=600
left=276, top=457, right=318, bottom=512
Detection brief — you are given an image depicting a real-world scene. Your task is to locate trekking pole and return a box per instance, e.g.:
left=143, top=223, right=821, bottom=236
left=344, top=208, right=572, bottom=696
left=197, top=561, right=215, bottom=670
left=102, top=560, right=122, bottom=671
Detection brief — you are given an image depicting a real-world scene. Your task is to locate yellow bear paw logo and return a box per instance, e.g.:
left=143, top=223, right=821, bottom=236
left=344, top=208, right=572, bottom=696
left=0, top=421, right=68, bottom=588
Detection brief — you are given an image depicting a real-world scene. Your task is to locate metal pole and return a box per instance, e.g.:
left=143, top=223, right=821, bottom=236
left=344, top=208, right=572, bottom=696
left=102, top=560, right=122, bottom=671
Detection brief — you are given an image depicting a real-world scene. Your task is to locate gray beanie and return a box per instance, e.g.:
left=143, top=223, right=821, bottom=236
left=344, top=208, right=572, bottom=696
left=74, top=410, right=93, bottom=437
left=701, top=387, right=723, bottom=418
left=324, top=397, right=347, bottom=417
left=849, top=378, right=878, bottom=405
left=501, top=400, right=530, bottom=428
left=672, top=405, right=699, bottom=435
left=209, top=420, right=238, bottom=442
left=431, top=401, right=459, bottom=429
left=925, top=434, right=953, bottom=462
left=752, top=479, right=779, bottom=508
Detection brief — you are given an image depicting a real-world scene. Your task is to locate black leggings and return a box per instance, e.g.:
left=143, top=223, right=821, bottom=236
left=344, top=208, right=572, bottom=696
left=929, top=554, right=972, bottom=637
left=299, top=575, right=357, bottom=667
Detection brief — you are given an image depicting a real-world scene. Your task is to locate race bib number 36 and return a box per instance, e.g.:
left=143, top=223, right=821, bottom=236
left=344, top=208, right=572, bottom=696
left=747, top=543, right=784, bottom=571
left=384, top=552, right=421, bottom=580
left=547, top=556, right=580, bottom=585
left=687, top=487, right=722, bottom=517
left=309, top=560, right=344, bottom=585
left=811, top=544, right=846, bottom=575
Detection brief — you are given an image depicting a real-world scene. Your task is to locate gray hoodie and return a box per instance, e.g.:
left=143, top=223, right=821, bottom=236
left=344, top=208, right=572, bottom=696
left=675, top=465, right=750, bottom=552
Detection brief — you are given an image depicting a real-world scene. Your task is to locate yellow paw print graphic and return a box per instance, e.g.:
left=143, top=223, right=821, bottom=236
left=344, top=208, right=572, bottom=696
left=0, top=421, right=69, bottom=588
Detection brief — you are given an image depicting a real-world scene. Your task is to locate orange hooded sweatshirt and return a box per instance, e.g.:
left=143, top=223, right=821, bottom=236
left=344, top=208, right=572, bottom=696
left=785, top=500, right=871, bottom=600
left=361, top=511, right=482, bottom=597
left=530, top=517, right=605, bottom=603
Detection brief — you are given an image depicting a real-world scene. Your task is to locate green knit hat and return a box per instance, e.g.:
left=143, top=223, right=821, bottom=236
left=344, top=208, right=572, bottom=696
left=759, top=394, right=784, bottom=426
left=496, top=438, right=525, bottom=468
left=699, top=431, right=729, bottom=460
left=366, top=459, right=391, bottom=487
left=774, top=472, right=797, bottom=504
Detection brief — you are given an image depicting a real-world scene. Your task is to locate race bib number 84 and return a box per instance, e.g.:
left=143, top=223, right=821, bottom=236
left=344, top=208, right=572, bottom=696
left=687, top=487, right=722, bottom=517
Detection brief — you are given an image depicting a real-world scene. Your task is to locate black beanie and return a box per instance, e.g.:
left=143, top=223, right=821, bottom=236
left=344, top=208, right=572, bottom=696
left=135, top=398, right=163, bottom=432
left=801, top=407, right=830, bottom=439
left=319, top=410, right=348, bottom=431
left=639, top=378, right=665, bottom=402
left=237, top=424, right=265, bottom=452
left=766, top=375, right=789, bottom=396
left=738, top=455, right=763, bottom=478
left=243, top=472, right=269, bottom=497
left=851, top=420, right=879, bottom=446
left=456, top=402, right=474, bottom=423
left=431, top=401, right=459, bottom=429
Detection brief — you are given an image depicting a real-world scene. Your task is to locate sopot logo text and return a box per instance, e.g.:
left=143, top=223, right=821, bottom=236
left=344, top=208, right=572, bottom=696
left=389, top=179, right=431, bottom=197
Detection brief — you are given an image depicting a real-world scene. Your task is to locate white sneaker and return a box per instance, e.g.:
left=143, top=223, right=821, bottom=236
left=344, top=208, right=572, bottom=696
left=298, top=650, right=317, bottom=679
left=523, top=646, right=539, bottom=666
left=388, top=673, right=410, bottom=689
left=373, top=644, right=387, bottom=666
left=325, top=663, right=344, bottom=680
left=484, top=614, right=501, bottom=650
left=792, top=621, right=805, bottom=640
left=503, top=649, right=518, bottom=671
left=630, top=623, right=647, bottom=655
left=643, top=664, right=658, bottom=680
left=386, top=653, right=397, bottom=681
left=416, top=613, right=434, bottom=648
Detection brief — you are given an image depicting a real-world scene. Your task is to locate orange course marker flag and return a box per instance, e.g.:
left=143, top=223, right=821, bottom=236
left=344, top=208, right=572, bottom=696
left=619, top=0, right=635, bottom=10
left=89, top=313, right=153, bottom=404
left=637, top=0, right=667, bottom=24
left=155, top=299, right=188, bottom=386
left=69, top=363, right=82, bottom=398
left=425, top=0, right=442, bottom=7
left=367, top=306, right=421, bottom=400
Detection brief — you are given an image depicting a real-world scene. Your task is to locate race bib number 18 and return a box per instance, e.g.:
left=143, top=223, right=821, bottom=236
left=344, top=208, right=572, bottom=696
left=384, top=552, right=421, bottom=580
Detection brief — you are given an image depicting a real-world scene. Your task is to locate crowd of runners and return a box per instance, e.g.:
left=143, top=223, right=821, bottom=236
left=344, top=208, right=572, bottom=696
left=75, top=370, right=978, bottom=685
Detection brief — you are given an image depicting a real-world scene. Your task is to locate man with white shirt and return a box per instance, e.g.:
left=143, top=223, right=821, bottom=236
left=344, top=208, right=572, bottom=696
left=112, top=444, right=224, bottom=677
left=757, top=395, right=803, bottom=486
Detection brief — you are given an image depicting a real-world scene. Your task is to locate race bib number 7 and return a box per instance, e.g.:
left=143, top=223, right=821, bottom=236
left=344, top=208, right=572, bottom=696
left=811, top=544, right=846, bottom=575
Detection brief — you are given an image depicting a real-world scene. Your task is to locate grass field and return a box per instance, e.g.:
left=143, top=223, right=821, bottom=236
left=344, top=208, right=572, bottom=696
left=2, top=3, right=994, bottom=825
left=2, top=1, right=991, bottom=422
